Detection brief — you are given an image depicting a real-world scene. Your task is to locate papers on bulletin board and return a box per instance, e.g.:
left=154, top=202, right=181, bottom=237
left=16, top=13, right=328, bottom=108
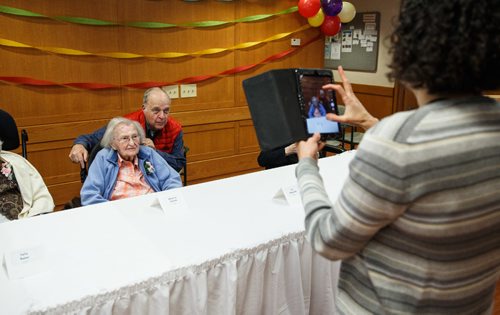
left=324, top=12, right=380, bottom=72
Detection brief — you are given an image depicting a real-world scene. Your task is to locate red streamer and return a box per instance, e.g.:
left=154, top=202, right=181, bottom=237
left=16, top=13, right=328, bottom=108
left=0, top=35, right=321, bottom=90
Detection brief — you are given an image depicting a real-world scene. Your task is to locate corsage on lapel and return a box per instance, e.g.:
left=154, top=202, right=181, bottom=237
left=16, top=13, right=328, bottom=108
left=144, top=160, right=155, bottom=175
left=1, top=161, right=14, bottom=180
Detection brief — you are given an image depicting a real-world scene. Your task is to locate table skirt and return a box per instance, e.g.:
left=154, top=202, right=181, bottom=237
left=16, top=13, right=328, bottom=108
left=32, top=232, right=339, bottom=315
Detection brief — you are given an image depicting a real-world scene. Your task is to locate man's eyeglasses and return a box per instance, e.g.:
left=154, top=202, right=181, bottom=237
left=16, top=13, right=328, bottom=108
left=116, top=135, right=140, bottom=144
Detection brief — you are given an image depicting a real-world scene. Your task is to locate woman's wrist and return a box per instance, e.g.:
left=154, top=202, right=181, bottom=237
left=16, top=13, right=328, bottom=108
left=359, top=116, right=379, bottom=130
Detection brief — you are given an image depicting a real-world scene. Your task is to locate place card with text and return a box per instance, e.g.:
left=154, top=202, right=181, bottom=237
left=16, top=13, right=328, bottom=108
left=273, top=184, right=302, bottom=206
left=3, top=245, right=49, bottom=279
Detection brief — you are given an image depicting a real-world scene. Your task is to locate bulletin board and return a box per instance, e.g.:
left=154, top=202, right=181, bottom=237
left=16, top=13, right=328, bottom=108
left=324, top=12, right=380, bottom=72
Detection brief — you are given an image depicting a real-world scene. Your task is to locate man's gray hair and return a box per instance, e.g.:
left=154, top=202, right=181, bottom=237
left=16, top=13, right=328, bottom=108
left=142, top=87, right=170, bottom=106
left=100, top=117, right=145, bottom=148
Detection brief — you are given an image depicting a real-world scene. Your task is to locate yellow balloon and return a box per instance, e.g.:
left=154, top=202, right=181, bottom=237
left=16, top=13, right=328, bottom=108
left=308, top=8, right=325, bottom=27
left=338, top=2, right=356, bottom=23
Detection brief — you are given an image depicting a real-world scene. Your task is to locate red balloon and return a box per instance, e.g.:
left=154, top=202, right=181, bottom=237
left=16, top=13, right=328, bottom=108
left=320, top=15, right=341, bottom=36
left=298, top=0, right=321, bottom=18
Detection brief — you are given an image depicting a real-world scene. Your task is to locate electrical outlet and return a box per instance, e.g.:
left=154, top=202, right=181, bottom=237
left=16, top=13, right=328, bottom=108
left=180, top=84, right=197, bottom=98
left=291, top=38, right=301, bottom=46
left=162, top=85, right=179, bottom=99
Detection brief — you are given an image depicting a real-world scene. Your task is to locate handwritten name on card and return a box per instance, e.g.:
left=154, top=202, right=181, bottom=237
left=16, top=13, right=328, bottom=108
left=4, top=245, right=48, bottom=279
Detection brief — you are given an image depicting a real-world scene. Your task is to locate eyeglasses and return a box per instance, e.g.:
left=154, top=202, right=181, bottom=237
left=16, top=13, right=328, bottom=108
left=116, top=135, right=140, bottom=144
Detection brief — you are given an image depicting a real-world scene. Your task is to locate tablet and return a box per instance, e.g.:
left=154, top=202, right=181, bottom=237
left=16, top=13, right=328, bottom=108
left=295, top=69, right=341, bottom=139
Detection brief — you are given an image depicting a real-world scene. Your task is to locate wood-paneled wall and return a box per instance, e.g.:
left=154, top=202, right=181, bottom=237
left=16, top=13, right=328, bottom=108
left=0, top=0, right=396, bottom=209
left=3, top=2, right=497, bottom=311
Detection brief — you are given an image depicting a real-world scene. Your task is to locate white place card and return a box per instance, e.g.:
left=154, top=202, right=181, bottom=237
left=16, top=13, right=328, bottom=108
left=3, top=245, right=48, bottom=279
left=156, top=190, right=189, bottom=213
left=273, top=184, right=302, bottom=206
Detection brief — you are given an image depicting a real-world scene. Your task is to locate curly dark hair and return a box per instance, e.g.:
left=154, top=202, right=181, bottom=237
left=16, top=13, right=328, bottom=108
left=388, top=0, right=500, bottom=94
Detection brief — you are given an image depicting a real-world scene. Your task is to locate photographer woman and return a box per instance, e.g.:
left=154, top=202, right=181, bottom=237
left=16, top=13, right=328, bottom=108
left=296, top=0, right=500, bottom=314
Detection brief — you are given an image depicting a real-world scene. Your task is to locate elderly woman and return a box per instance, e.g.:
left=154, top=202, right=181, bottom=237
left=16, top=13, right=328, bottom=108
left=80, top=117, right=182, bottom=206
left=0, top=140, right=54, bottom=222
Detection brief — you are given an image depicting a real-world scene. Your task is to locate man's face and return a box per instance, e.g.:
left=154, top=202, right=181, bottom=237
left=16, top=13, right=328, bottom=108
left=143, top=91, right=171, bottom=131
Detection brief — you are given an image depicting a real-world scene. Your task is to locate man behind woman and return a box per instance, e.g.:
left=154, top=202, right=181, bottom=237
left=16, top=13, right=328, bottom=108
left=81, top=117, right=182, bottom=206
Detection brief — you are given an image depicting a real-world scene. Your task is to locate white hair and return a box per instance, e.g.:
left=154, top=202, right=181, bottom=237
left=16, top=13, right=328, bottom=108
left=100, top=117, right=145, bottom=148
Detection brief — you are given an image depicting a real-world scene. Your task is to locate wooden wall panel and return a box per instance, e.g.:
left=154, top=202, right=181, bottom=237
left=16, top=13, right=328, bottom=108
left=188, top=152, right=261, bottom=183
left=0, top=0, right=395, bottom=209
left=238, top=120, right=260, bottom=154
left=346, top=83, right=394, bottom=119
left=183, top=122, right=236, bottom=162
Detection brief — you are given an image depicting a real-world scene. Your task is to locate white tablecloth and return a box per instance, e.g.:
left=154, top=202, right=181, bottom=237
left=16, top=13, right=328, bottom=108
left=0, top=152, right=355, bottom=314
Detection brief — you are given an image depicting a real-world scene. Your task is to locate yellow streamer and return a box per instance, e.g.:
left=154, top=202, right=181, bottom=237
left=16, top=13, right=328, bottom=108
left=41, top=47, right=91, bottom=56
left=98, top=52, right=143, bottom=59
left=0, top=25, right=311, bottom=59
left=0, top=38, right=30, bottom=48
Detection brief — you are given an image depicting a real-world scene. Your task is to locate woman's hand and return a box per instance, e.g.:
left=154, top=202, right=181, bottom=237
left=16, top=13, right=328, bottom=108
left=297, top=133, right=324, bottom=160
left=323, top=66, right=379, bottom=131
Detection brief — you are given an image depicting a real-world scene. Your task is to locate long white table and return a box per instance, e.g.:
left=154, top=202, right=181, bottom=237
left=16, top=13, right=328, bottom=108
left=0, top=152, right=355, bottom=315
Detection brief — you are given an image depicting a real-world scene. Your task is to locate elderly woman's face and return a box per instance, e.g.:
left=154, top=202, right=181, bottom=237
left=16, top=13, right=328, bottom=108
left=111, top=124, right=140, bottom=161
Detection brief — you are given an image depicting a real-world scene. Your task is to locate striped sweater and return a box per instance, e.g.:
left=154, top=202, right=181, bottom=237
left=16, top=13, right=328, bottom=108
left=296, top=96, right=500, bottom=315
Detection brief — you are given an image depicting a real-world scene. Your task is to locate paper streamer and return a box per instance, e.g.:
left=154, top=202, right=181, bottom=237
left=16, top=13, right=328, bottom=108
left=0, top=5, right=298, bottom=29
left=0, top=25, right=310, bottom=59
left=0, top=35, right=321, bottom=90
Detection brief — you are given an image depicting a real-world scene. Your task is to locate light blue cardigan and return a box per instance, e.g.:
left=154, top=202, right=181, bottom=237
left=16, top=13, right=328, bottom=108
left=80, top=146, right=182, bottom=206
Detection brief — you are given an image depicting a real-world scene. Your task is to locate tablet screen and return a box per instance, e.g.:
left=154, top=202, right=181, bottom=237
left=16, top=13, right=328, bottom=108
left=297, top=72, right=341, bottom=137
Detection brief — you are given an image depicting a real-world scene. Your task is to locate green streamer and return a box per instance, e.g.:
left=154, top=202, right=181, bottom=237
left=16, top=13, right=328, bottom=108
left=55, top=16, right=118, bottom=26
left=0, top=4, right=299, bottom=29
left=0, top=5, right=45, bottom=17
left=180, top=21, right=229, bottom=28
left=126, top=21, right=176, bottom=29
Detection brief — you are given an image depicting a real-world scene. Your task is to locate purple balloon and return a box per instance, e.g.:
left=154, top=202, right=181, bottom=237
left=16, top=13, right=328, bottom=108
left=321, top=0, right=343, bottom=16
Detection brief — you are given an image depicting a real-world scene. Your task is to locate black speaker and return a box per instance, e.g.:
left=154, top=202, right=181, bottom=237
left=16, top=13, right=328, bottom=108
left=243, top=69, right=307, bottom=151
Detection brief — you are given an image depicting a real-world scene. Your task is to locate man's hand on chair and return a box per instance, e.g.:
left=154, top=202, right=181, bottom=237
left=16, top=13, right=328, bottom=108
left=69, top=144, right=88, bottom=169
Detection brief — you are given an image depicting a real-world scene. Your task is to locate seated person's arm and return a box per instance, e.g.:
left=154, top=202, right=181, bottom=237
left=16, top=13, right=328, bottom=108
left=308, top=104, right=315, bottom=118
left=80, top=149, right=110, bottom=206
left=258, top=143, right=297, bottom=169
left=150, top=131, right=186, bottom=172
left=21, top=159, right=55, bottom=217
left=4, top=153, right=55, bottom=218
left=319, top=104, right=327, bottom=116
left=69, top=126, right=106, bottom=167
left=148, top=148, right=182, bottom=190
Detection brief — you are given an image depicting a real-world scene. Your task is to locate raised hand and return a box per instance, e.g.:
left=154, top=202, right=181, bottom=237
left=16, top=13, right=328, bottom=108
left=323, top=66, right=379, bottom=131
